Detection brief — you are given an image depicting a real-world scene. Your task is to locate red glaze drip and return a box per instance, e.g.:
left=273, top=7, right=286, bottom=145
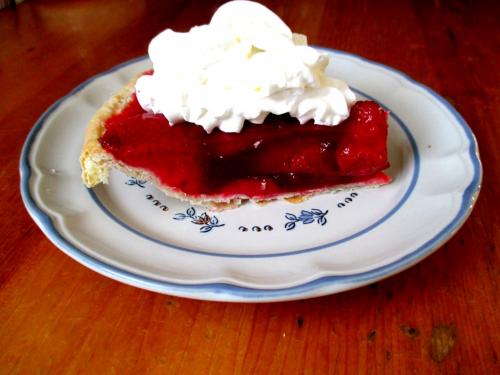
left=100, top=96, right=390, bottom=198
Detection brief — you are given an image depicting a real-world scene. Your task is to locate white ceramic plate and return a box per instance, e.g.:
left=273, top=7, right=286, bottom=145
left=20, top=48, right=482, bottom=302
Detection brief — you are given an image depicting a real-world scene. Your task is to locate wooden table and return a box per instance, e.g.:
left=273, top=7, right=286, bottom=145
left=1, top=0, right=498, bottom=373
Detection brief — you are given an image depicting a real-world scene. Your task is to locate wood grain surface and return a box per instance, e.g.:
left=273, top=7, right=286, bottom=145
left=1, top=0, right=499, bottom=373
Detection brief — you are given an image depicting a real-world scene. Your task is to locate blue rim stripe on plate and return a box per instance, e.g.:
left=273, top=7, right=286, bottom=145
left=87, top=88, right=420, bottom=258
left=19, top=49, right=482, bottom=300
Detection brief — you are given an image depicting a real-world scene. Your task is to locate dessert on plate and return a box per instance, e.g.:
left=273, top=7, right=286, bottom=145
left=80, top=0, right=390, bottom=210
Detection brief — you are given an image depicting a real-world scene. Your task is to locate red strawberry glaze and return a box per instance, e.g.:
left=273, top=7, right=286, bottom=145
left=100, top=96, right=390, bottom=198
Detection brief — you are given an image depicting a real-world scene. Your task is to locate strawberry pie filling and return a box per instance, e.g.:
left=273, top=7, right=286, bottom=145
left=100, top=95, right=390, bottom=199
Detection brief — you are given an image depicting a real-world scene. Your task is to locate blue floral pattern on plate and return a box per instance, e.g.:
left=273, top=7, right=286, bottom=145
left=284, top=209, right=329, bottom=231
left=173, top=207, right=225, bottom=233
left=125, top=178, right=147, bottom=188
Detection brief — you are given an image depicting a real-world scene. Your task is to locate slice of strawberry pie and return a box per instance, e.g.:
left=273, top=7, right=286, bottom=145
left=80, top=76, right=390, bottom=210
left=80, top=1, right=391, bottom=210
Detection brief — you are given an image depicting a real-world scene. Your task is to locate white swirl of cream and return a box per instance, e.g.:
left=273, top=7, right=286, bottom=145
left=135, top=0, right=356, bottom=133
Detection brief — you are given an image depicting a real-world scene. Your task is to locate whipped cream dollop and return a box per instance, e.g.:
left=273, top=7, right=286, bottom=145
left=135, top=0, right=356, bottom=133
